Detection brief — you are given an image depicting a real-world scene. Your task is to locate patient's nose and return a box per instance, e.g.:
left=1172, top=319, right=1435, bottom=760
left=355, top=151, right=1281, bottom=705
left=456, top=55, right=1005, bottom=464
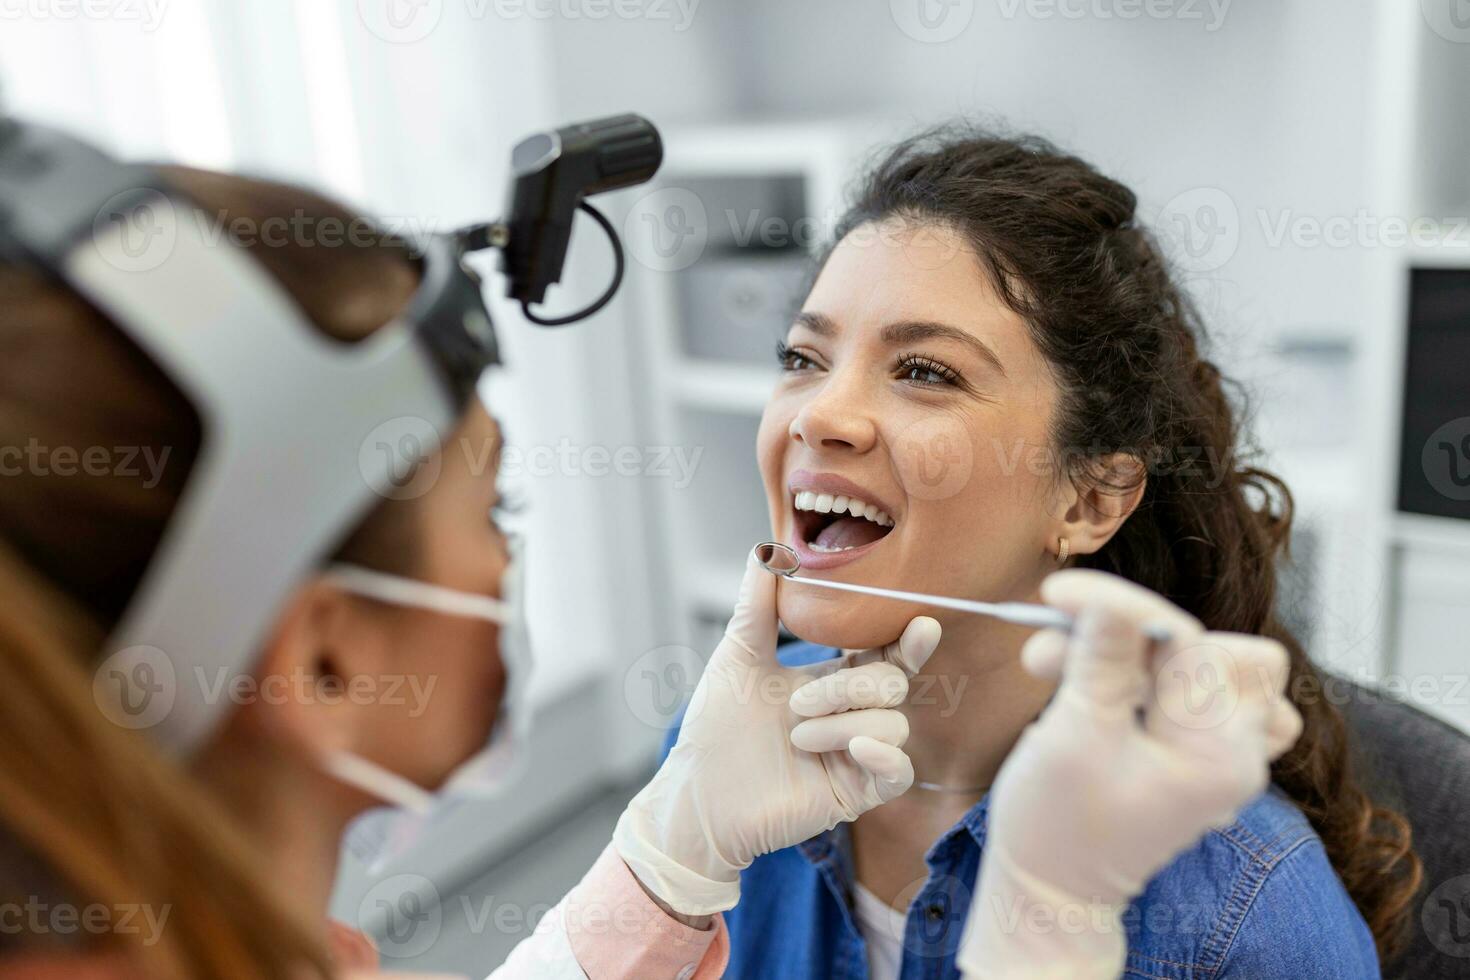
left=788, top=372, right=878, bottom=454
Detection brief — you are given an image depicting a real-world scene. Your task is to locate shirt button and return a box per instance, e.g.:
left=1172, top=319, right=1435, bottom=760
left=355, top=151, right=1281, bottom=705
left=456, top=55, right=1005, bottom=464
left=925, top=903, right=945, bottom=922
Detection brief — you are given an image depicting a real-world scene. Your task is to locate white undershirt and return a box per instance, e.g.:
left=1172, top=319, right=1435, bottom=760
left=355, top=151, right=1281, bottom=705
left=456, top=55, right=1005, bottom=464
left=851, top=881, right=908, bottom=980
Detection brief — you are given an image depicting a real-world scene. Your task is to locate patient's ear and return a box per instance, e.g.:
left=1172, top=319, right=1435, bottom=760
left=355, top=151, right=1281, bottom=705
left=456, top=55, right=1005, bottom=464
left=1050, top=453, right=1147, bottom=558
left=242, top=579, right=394, bottom=756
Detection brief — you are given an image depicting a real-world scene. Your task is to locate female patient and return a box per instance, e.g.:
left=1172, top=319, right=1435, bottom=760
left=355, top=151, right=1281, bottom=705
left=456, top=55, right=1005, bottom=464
left=671, top=128, right=1422, bottom=978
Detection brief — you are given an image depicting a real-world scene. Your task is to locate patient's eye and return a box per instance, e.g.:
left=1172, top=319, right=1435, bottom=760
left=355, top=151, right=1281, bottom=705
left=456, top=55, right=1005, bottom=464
left=896, top=353, right=962, bottom=388
left=776, top=340, right=820, bottom=372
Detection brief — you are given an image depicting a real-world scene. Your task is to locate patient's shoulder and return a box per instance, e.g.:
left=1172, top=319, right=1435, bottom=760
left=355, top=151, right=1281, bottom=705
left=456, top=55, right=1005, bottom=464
left=1125, top=786, right=1378, bottom=979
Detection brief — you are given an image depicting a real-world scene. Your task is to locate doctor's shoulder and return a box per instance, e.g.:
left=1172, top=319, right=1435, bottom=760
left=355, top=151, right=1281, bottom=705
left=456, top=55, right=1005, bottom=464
left=1124, top=784, right=1379, bottom=980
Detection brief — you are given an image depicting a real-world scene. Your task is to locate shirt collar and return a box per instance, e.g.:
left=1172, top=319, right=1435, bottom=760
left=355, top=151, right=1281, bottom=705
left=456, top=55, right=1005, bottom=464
left=797, top=790, right=994, bottom=874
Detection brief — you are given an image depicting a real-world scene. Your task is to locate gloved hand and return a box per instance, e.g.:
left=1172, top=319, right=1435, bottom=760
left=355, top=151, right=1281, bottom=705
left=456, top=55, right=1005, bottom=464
left=614, top=549, right=941, bottom=916
left=958, top=569, right=1302, bottom=979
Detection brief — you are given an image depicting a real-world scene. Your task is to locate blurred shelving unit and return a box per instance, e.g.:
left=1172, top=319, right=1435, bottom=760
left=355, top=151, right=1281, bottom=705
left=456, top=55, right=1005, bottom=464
left=627, top=119, right=880, bottom=654
left=1355, top=2, right=1470, bottom=732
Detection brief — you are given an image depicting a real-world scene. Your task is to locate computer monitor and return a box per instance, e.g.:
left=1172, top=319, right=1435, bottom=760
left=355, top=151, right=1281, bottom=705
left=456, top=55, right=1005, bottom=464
left=1398, top=266, right=1470, bottom=521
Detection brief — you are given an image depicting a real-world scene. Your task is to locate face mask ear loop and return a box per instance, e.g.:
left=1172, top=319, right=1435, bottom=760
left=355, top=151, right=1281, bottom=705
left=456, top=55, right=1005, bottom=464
left=319, top=750, right=438, bottom=814
left=320, top=564, right=513, bottom=623
left=312, top=564, right=519, bottom=812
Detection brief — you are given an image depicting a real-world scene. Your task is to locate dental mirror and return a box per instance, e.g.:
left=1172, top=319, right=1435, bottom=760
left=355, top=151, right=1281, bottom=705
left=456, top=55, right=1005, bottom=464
left=753, top=541, right=1172, bottom=642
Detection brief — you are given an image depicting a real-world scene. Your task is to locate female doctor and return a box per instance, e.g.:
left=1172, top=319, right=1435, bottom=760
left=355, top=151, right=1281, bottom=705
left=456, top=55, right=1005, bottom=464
left=0, top=133, right=1298, bottom=978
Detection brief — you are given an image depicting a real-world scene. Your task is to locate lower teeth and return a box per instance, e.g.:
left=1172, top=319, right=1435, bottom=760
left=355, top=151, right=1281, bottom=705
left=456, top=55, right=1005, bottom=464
left=808, top=542, right=856, bottom=553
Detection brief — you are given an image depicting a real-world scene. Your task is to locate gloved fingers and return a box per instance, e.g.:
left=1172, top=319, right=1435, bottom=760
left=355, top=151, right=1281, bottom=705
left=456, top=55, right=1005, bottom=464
left=1265, top=695, right=1305, bottom=761
left=790, top=707, right=909, bottom=753
left=1040, top=569, right=1204, bottom=715
left=881, top=616, right=943, bottom=676
left=719, top=548, right=780, bottom=665
left=1019, top=627, right=1068, bottom=680
left=789, top=661, right=909, bottom=718
left=846, top=735, right=915, bottom=803
left=1054, top=604, right=1152, bottom=720
left=1149, top=632, right=1303, bottom=763
left=1041, top=568, right=1204, bottom=644
left=1171, top=690, right=1274, bottom=822
left=1222, top=633, right=1303, bottom=761
left=840, top=616, right=941, bottom=677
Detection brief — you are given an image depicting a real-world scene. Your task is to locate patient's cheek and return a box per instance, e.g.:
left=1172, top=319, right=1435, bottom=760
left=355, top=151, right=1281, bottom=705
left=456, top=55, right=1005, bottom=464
left=776, top=589, right=927, bottom=652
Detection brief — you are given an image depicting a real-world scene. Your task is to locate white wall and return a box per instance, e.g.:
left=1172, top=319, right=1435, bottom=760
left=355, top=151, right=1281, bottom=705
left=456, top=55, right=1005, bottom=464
left=551, top=0, right=1382, bottom=369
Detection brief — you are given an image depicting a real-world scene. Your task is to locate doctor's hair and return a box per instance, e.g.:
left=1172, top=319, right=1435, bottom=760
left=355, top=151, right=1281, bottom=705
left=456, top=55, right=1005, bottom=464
left=832, top=124, right=1422, bottom=964
left=0, top=166, right=429, bottom=979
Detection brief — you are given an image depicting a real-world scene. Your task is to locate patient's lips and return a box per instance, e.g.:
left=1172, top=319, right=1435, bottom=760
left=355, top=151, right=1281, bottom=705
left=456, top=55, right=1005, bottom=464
left=788, top=471, right=898, bottom=569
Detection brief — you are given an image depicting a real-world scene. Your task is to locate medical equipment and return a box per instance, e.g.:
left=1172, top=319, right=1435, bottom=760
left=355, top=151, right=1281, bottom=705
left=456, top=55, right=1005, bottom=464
left=753, top=542, right=1173, bottom=642
left=494, top=113, right=660, bottom=322
left=0, top=112, right=661, bottom=754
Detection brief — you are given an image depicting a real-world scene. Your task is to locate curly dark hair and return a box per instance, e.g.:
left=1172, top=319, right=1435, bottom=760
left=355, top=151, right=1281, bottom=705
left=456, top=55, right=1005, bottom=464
left=832, top=124, right=1422, bottom=963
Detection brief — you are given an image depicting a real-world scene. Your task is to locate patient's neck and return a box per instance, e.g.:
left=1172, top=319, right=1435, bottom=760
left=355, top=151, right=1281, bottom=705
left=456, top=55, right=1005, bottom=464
left=898, top=612, right=1057, bottom=795
left=848, top=611, right=1058, bottom=907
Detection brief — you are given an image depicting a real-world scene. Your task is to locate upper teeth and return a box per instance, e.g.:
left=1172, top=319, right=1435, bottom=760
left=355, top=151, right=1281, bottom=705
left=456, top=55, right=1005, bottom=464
left=793, top=491, right=894, bottom=527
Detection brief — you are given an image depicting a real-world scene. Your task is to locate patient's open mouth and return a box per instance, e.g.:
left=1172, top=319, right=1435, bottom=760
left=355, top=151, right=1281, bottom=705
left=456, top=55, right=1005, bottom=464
left=793, top=490, right=895, bottom=554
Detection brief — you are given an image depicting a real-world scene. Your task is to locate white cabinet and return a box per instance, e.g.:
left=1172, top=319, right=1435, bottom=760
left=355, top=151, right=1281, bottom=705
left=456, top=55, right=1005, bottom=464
left=1389, top=520, right=1470, bottom=734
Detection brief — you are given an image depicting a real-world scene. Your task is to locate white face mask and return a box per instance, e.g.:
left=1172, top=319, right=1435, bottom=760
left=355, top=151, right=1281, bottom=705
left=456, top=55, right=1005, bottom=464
left=315, top=536, right=531, bottom=869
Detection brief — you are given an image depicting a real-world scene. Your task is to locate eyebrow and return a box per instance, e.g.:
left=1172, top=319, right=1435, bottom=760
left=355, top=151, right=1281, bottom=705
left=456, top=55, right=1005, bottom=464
left=792, top=311, right=1007, bottom=377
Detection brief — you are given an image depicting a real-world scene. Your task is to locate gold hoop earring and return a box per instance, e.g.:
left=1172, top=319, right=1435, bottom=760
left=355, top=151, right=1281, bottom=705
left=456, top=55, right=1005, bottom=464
left=1057, top=537, right=1069, bottom=563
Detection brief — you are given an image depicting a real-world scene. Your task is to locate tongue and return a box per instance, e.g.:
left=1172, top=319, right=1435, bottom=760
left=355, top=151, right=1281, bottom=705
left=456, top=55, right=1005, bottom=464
left=813, top=516, right=889, bottom=550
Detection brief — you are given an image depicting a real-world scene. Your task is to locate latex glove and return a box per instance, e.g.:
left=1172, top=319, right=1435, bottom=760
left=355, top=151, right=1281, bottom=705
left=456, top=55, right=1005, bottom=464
left=614, top=550, right=941, bottom=916
left=958, top=569, right=1302, bottom=979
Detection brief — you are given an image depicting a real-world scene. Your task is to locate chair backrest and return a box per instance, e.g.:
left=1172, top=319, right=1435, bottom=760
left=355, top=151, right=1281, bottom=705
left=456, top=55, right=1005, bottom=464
left=1338, top=679, right=1470, bottom=979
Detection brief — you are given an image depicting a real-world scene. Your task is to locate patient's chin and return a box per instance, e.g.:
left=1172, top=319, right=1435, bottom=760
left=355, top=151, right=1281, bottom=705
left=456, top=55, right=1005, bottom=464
left=776, top=591, right=925, bottom=652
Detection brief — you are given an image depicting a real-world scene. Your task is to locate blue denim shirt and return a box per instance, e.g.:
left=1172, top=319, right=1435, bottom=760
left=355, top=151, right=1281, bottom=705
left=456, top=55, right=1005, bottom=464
left=662, top=641, right=1380, bottom=980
